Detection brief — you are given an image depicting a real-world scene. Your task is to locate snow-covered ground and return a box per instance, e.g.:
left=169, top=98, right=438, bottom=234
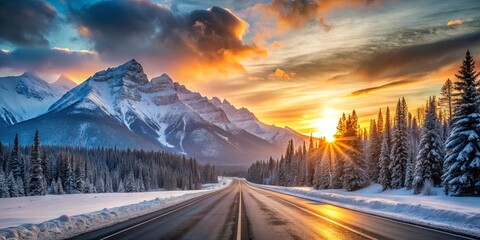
left=0, top=178, right=231, bottom=240
left=250, top=182, right=480, bottom=237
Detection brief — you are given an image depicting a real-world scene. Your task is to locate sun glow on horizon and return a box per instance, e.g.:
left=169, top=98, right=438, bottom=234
left=312, top=108, right=340, bottom=142
left=325, top=135, right=335, bottom=142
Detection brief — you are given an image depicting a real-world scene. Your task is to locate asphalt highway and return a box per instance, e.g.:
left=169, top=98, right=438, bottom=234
left=74, top=179, right=476, bottom=240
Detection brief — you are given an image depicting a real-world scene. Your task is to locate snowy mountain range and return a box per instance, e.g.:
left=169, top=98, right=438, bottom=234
left=0, top=60, right=308, bottom=165
left=0, top=72, right=76, bottom=128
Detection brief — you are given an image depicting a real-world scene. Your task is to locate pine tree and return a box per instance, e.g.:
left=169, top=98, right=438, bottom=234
left=0, top=171, right=9, bottom=198
left=342, top=110, right=369, bottom=191
left=75, top=162, right=85, bottom=193
left=368, top=109, right=383, bottom=182
left=390, top=98, right=409, bottom=189
left=307, top=134, right=316, bottom=185
left=413, top=97, right=444, bottom=194
left=125, top=170, right=137, bottom=192
left=443, top=50, right=480, bottom=196
left=41, top=149, right=51, bottom=185
left=57, top=177, right=65, bottom=194
left=331, top=114, right=346, bottom=188
left=0, top=142, right=4, bottom=172
left=379, top=107, right=392, bottom=190
left=7, top=171, right=19, bottom=197
left=439, top=78, right=454, bottom=122
left=28, top=129, right=45, bottom=196
left=16, top=177, right=25, bottom=196
left=405, top=117, right=420, bottom=189
left=10, top=134, right=24, bottom=182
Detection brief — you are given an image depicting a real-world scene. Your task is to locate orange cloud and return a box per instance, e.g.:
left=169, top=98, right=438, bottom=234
left=270, top=68, right=296, bottom=79
left=77, top=26, right=91, bottom=36
left=447, top=19, right=463, bottom=26
left=271, top=41, right=281, bottom=48
left=253, top=0, right=379, bottom=31
left=70, top=2, right=268, bottom=83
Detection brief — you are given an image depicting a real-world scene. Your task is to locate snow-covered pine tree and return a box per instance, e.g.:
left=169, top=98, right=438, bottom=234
left=307, top=134, right=316, bottom=185
left=48, top=179, right=57, bottom=195
left=0, top=142, right=4, bottom=172
left=443, top=50, right=480, bottom=196
left=313, top=159, right=323, bottom=189
left=413, top=97, right=444, bottom=194
left=57, top=177, right=65, bottom=194
left=368, top=108, right=383, bottom=182
left=125, top=170, right=137, bottom=192
left=318, top=157, right=331, bottom=189
left=10, top=134, right=24, bottom=183
left=405, top=116, right=420, bottom=189
left=28, top=129, right=45, bottom=196
left=379, top=107, right=392, bottom=190
left=0, top=171, right=9, bottom=198
left=117, top=180, right=125, bottom=192
left=342, top=110, right=369, bottom=191
left=74, top=162, right=85, bottom=193
left=7, top=171, right=19, bottom=197
left=331, top=114, right=346, bottom=189
left=16, top=177, right=25, bottom=196
left=41, top=149, right=51, bottom=185
left=390, top=98, right=409, bottom=189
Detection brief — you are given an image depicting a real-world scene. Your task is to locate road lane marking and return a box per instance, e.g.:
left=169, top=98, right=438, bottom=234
left=249, top=182, right=476, bottom=240
left=100, top=191, right=223, bottom=240
left=249, top=184, right=377, bottom=240
left=236, top=182, right=242, bottom=240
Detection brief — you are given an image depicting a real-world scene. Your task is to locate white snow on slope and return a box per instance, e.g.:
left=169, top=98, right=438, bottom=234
left=250, top=183, right=480, bottom=237
left=0, top=73, right=71, bottom=126
left=210, top=97, right=307, bottom=146
left=0, top=178, right=231, bottom=240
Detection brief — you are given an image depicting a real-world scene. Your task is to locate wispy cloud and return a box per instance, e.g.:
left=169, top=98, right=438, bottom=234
left=349, top=79, right=417, bottom=96
left=447, top=19, right=463, bottom=26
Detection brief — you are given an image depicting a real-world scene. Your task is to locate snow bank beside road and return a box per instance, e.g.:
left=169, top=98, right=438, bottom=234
left=0, top=178, right=231, bottom=240
left=251, top=183, right=480, bottom=237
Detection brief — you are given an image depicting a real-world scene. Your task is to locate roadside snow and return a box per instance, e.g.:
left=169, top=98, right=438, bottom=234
left=0, top=178, right=231, bottom=240
left=250, top=183, right=480, bottom=237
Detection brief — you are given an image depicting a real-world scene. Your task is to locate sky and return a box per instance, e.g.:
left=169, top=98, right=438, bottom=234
left=1, top=0, right=480, bottom=138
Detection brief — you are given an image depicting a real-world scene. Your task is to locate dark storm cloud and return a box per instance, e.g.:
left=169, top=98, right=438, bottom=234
left=357, top=30, right=480, bottom=79
left=0, top=0, right=57, bottom=46
left=0, top=47, right=97, bottom=72
left=68, top=0, right=265, bottom=77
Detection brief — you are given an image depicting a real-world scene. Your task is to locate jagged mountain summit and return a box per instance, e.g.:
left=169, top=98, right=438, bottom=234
left=0, top=60, right=308, bottom=165
left=0, top=72, right=75, bottom=128
left=51, top=74, right=77, bottom=92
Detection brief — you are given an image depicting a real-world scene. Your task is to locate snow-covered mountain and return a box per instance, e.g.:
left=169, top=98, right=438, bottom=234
left=0, top=60, right=308, bottom=165
left=51, top=74, right=77, bottom=92
left=0, top=72, right=74, bottom=128
left=210, top=97, right=307, bottom=147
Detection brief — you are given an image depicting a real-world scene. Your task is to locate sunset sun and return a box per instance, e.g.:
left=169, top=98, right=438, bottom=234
left=313, top=108, right=339, bottom=142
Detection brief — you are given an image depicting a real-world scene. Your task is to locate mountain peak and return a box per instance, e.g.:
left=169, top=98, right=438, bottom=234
left=151, top=73, right=173, bottom=85
left=91, top=59, right=148, bottom=85
left=21, top=71, right=42, bottom=81
left=211, top=97, right=222, bottom=105
left=53, top=75, right=77, bottom=89
left=122, top=59, right=141, bottom=68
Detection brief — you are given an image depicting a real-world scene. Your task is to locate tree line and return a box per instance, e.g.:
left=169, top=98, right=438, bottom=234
left=247, top=50, right=480, bottom=197
left=0, top=130, right=218, bottom=198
